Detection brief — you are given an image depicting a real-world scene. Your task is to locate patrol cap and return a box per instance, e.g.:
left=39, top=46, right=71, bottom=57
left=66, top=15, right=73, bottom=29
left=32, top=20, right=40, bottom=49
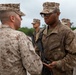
left=61, top=18, right=70, bottom=25
left=0, top=3, right=25, bottom=16
left=31, top=19, right=40, bottom=24
left=40, top=2, right=60, bottom=14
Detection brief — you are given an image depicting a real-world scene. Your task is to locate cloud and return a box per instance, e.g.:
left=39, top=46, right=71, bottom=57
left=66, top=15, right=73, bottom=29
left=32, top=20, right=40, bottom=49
left=0, top=0, right=76, bottom=28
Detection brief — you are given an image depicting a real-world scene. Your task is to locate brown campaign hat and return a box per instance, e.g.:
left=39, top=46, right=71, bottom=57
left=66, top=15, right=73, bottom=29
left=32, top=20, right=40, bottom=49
left=0, top=3, right=25, bottom=16
left=40, top=2, right=60, bottom=14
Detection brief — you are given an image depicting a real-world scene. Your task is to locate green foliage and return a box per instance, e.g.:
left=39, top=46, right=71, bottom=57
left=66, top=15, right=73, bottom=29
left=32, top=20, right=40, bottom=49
left=71, top=27, right=76, bottom=30
left=18, top=26, right=76, bottom=36
left=42, top=24, right=47, bottom=28
left=18, top=27, right=34, bottom=36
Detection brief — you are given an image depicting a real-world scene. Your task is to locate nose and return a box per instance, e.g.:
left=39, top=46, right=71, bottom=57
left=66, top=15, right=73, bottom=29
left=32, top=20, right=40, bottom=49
left=44, top=16, right=48, bottom=19
left=20, top=17, right=22, bottom=20
left=19, top=15, right=22, bottom=20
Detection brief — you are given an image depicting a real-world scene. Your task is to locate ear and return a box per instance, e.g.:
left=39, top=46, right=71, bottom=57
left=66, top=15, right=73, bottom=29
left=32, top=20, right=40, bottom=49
left=10, top=16, right=15, bottom=22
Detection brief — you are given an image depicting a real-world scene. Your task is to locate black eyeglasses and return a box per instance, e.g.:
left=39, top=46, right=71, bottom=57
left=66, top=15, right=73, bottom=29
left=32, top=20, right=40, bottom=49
left=41, top=13, right=53, bottom=18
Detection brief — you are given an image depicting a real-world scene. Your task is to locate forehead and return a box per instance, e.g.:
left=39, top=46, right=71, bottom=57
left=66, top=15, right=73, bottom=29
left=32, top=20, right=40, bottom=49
left=32, top=23, right=39, bottom=25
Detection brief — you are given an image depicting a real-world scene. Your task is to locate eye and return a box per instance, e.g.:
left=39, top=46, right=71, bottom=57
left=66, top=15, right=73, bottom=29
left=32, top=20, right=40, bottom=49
left=41, top=13, right=53, bottom=18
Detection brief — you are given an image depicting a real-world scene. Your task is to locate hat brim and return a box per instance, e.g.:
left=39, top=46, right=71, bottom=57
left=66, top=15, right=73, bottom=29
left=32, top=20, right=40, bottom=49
left=15, top=11, right=25, bottom=16
left=40, top=9, right=53, bottom=14
left=31, top=22, right=35, bottom=24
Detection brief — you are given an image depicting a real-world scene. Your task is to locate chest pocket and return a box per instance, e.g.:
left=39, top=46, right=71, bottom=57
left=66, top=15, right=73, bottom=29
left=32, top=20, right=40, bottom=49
left=43, top=32, right=67, bottom=61
left=43, top=33, right=61, bottom=50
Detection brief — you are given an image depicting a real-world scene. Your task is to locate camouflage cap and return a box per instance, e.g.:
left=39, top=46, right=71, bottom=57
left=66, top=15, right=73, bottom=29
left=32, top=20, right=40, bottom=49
left=40, top=2, right=60, bottom=14
left=31, top=19, right=40, bottom=24
left=0, top=3, right=25, bottom=16
left=61, top=18, right=70, bottom=25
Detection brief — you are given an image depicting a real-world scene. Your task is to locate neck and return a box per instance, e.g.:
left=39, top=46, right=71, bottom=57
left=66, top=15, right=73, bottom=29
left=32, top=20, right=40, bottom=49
left=49, top=20, right=59, bottom=29
left=2, top=22, right=15, bottom=30
left=35, top=27, right=40, bottom=33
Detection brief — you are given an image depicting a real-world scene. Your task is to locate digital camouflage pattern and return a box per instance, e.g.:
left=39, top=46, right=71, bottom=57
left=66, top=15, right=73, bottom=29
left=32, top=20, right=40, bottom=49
left=73, top=29, right=76, bottom=34
left=0, top=3, right=25, bottom=16
left=31, top=19, right=40, bottom=24
left=42, top=21, right=76, bottom=75
left=73, top=29, right=76, bottom=75
left=0, top=25, right=42, bottom=75
left=32, top=28, right=43, bottom=56
left=40, top=2, right=60, bottom=14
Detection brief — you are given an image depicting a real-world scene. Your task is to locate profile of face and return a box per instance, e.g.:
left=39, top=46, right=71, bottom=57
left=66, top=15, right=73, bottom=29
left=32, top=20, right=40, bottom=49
left=14, top=14, right=22, bottom=30
left=32, top=23, right=40, bottom=29
left=67, top=22, right=71, bottom=28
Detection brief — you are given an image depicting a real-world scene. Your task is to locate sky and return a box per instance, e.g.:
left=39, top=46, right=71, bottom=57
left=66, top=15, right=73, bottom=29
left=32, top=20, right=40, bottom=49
left=0, top=0, right=76, bottom=28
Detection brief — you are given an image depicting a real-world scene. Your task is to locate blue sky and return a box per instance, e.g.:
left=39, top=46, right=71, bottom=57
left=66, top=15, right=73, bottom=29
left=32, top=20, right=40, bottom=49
left=0, top=0, right=76, bottom=28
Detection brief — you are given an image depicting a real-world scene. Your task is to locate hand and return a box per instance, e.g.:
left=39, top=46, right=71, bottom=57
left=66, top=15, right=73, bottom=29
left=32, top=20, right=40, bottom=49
left=43, top=61, right=57, bottom=69
left=48, top=61, right=57, bottom=69
left=43, top=62, right=52, bottom=70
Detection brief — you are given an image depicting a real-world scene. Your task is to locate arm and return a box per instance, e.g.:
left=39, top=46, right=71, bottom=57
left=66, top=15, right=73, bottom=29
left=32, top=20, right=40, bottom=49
left=18, top=32, right=43, bottom=75
left=55, top=30, right=76, bottom=71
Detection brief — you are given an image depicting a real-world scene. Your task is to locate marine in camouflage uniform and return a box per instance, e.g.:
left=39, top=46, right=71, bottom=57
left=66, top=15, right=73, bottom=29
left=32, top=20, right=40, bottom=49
left=72, top=22, right=76, bottom=75
left=40, top=2, right=76, bottom=75
left=0, top=4, right=42, bottom=75
left=72, top=33, right=76, bottom=75
left=61, top=18, right=73, bottom=28
left=61, top=18, right=76, bottom=75
left=31, top=19, right=43, bottom=56
left=62, top=19, right=76, bottom=75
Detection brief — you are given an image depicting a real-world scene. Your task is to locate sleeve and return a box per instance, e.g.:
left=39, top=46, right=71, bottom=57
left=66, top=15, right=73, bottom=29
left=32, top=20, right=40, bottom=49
left=56, top=30, right=76, bottom=71
left=18, top=32, right=43, bottom=75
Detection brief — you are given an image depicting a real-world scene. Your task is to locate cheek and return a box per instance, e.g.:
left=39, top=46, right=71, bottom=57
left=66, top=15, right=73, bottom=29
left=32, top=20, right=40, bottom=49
left=49, top=15, right=57, bottom=22
left=33, top=25, right=36, bottom=28
left=16, top=19, right=21, bottom=27
left=44, top=18, right=49, bottom=24
left=44, top=16, right=52, bottom=23
left=51, top=14, right=56, bottom=19
left=44, top=15, right=57, bottom=25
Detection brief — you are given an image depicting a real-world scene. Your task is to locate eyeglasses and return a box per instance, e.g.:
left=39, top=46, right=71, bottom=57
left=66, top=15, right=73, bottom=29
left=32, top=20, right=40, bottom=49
left=41, top=13, right=53, bottom=18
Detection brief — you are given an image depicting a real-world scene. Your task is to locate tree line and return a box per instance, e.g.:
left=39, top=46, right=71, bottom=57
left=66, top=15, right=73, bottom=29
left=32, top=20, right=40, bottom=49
left=18, top=27, right=76, bottom=36
left=18, top=27, right=34, bottom=36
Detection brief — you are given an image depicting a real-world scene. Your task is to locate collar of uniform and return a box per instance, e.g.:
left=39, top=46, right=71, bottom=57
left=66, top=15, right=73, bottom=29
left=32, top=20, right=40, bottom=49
left=0, top=24, right=11, bottom=28
left=35, top=28, right=41, bottom=34
left=35, top=28, right=42, bottom=41
left=43, top=21, right=61, bottom=36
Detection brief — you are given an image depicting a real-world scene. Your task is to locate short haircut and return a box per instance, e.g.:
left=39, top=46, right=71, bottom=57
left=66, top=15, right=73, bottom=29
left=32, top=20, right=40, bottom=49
left=0, top=11, right=17, bottom=23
